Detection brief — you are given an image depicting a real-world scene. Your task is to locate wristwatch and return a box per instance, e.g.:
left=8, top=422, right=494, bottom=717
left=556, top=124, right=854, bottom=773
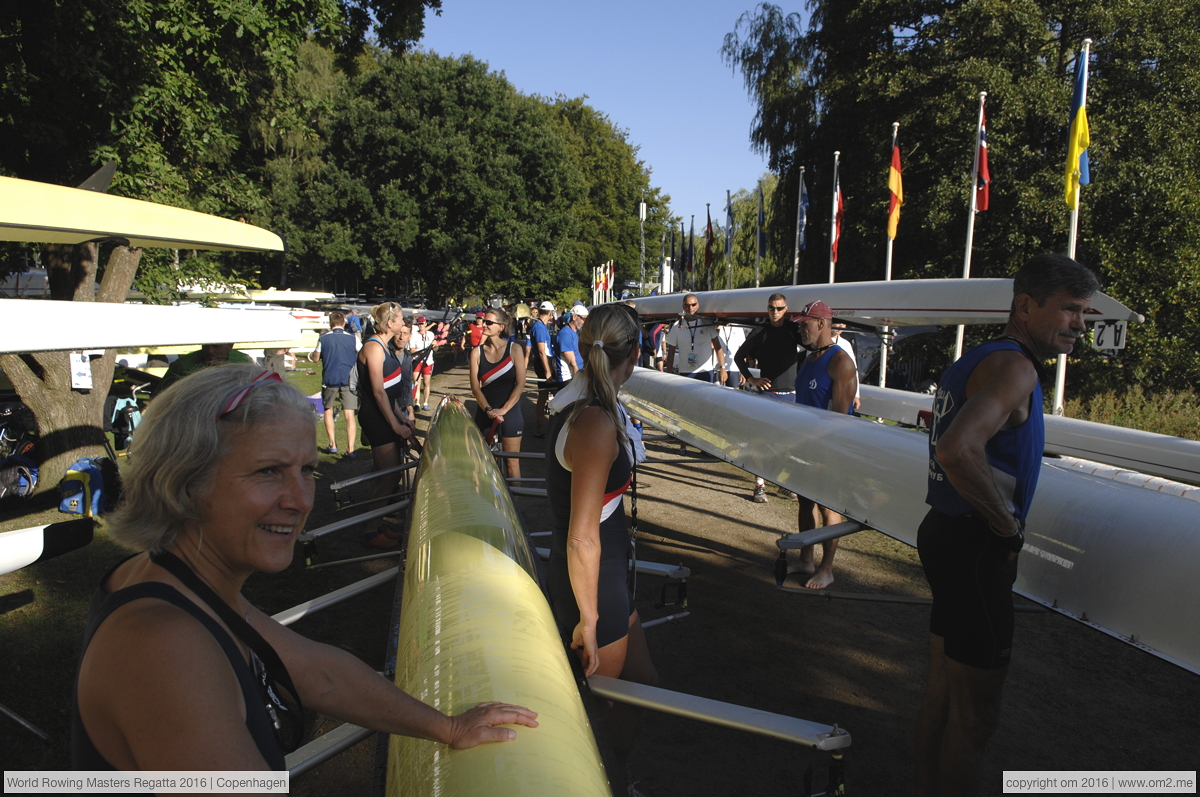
left=485, top=405, right=493, bottom=412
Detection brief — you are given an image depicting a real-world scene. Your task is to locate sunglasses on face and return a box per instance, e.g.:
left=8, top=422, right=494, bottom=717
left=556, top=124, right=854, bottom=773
left=768, top=306, right=787, bottom=312
left=684, top=302, right=699, bottom=308
left=481, top=319, right=503, bottom=327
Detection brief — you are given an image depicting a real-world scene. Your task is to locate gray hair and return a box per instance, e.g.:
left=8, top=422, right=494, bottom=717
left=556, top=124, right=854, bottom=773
left=1012, top=254, right=1101, bottom=309
left=106, top=364, right=314, bottom=552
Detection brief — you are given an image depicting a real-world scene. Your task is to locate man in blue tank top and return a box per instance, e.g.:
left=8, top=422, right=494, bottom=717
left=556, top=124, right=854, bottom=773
left=915, top=254, right=1099, bottom=797
left=784, top=300, right=857, bottom=589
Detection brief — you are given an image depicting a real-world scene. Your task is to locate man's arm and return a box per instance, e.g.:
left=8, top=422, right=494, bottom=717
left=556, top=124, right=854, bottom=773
left=736, top=327, right=768, bottom=389
left=934, top=351, right=1039, bottom=536
left=564, top=350, right=578, bottom=375
left=828, top=351, right=858, bottom=415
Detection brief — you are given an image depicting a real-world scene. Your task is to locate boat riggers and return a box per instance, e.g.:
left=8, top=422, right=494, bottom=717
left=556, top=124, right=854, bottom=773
left=619, top=368, right=1200, bottom=676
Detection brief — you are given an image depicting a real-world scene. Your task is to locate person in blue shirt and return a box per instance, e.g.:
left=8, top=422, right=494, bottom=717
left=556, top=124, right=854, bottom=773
left=530, top=302, right=558, bottom=436
left=784, top=300, right=857, bottom=590
left=555, top=305, right=587, bottom=381
left=915, top=255, right=1099, bottom=797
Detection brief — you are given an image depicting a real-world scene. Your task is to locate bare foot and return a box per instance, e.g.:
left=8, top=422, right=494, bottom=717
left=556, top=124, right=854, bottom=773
left=805, top=569, right=835, bottom=590
left=787, top=558, right=817, bottom=576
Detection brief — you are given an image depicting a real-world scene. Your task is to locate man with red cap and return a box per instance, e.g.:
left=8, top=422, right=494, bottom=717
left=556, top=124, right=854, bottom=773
left=788, top=299, right=858, bottom=589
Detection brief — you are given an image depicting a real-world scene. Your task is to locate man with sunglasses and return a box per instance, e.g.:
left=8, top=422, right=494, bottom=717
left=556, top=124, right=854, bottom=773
left=664, top=294, right=722, bottom=383
left=735, top=293, right=804, bottom=502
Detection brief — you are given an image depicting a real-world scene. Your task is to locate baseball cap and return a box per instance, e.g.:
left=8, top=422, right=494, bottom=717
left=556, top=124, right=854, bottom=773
left=415, top=316, right=426, bottom=324
left=571, top=305, right=590, bottom=317
left=793, top=300, right=834, bottom=321
left=538, top=301, right=555, bottom=312
left=475, top=311, right=486, bottom=318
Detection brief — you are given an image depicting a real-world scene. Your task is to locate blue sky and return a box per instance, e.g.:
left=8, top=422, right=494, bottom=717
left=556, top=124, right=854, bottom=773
left=420, top=0, right=784, bottom=224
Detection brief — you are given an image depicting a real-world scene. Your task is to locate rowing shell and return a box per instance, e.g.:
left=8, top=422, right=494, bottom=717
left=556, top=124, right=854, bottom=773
left=620, top=369, right=1200, bottom=675
left=632, top=279, right=1143, bottom=328
left=0, top=175, right=285, bottom=253
left=857, top=384, right=1200, bottom=486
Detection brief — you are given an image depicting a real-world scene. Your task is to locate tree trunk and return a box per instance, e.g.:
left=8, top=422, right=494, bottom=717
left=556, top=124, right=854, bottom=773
left=0, top=245, right=143, bottom=493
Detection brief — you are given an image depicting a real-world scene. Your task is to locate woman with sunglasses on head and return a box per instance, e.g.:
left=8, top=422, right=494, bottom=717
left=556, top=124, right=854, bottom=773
left=468, top=307, right=527, bottom=481
left=73, top=365, right=537, bottom=772
left=357, top=303, right=417, bottom=548
left=544, top=304, right=658, bottom=788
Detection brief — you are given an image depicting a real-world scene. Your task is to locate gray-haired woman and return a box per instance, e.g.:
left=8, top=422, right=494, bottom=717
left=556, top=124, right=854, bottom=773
left=73, top=365, right=536, bottom=770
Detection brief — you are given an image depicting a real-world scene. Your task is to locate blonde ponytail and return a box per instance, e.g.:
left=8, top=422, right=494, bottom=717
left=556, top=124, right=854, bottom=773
left=566, top=304, right=640, bottom=444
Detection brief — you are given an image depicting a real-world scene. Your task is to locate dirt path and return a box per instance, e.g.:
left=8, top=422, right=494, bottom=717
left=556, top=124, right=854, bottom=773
left=296, top=360, right=1200, bottom=796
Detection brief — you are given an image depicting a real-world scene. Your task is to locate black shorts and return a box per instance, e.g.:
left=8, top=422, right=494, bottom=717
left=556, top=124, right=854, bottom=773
left=474, top=406, right=524, bottom=439
left=548, top=552, right=633, bottom=649
left=918, top=508, right=1020, bottom=670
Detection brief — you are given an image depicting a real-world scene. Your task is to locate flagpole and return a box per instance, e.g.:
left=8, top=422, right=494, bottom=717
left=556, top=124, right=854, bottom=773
left=881, top=122, right=900, bottom=387
left=755, top=181, right=763, bottom=288
left=725, top=189, right=733, bottom=290
left=705, top=203, right=711, bottom=292
left=793, top=166, right=806, bottom=285
left=1055, top=37, right=1093, bottom=416
left=829, top=151, right=840, bottom=283
left=955, top=91, right=987, bottom=361
left=689, top=215, right=695, bottom=293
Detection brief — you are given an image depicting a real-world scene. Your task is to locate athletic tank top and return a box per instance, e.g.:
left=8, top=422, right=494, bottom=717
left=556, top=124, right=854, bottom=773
left=72, top=561, right=286, bottom=770
left=358, top=337, right=408, bottom=401
left=925, top=338, right=1045, bottom=521
left=795, top=346, right=852, bottom=413
left=477, top=341, right=517, bottom=408
left=546, top=401, right=633, bottom=562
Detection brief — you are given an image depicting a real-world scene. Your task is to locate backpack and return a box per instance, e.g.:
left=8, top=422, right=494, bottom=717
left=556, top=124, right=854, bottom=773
left=0, top=454, right=38, bottom=500
left=59, top=456, right=121, bottom=517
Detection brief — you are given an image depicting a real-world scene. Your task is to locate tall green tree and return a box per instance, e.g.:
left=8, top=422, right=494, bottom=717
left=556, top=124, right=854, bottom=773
left=0, top=0, right=440, bottom=488
left=547, top=97, right=672, bottom=292
left=314, top=52, right=583, bottom=300
left=723, top=0, right=1200, bottom=394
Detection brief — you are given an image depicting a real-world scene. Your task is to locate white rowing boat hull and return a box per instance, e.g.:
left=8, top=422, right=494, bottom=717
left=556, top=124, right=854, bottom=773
left=0, top=299, right=303, bottom=354
left=632, top=279, right=1142, bottom=327
left=621, top=369, right=1200, bottom=675
left=858, top=384, right=1200, bottom=486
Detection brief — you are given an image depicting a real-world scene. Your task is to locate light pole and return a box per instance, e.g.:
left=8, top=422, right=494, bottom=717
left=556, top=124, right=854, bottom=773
left=639, top=200, right=647, bottom=293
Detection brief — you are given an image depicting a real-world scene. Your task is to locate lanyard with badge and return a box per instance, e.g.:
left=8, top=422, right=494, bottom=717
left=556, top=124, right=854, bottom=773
left=686, top=320, right=700, bottom=366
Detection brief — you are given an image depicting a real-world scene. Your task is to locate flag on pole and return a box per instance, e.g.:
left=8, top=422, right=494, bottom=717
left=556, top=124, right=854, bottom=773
left=704, top=207, right=714, bottom=273
left=976, top=109, right=991, bottom=212
left=724, top=191, right=734, bottom=259
left=832, top=175, right=844, bottom=263
left=1065, top=48, right=1091, bottom=209
left=687, top=217, right=695, bottom=273
left=609, top=261, right=615, bottom=292
left=756, top=182, right=766, bottom=258
left=798, top=171, right=809, bottom=250
left=887, top=141, right=903, bottom=239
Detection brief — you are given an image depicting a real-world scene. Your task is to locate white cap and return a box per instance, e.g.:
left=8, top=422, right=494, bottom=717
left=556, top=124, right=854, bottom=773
left=538, top=301, right=555, bottom=312
left=571, top=305, right=590, bottom=317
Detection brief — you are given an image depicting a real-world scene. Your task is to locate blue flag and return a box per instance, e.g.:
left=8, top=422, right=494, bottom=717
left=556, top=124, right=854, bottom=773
left=798, top=171, right=809, bottom=250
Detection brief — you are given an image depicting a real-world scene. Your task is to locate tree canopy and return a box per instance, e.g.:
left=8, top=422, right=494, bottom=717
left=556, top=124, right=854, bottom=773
left=723, top=0, right=1200, bottom=394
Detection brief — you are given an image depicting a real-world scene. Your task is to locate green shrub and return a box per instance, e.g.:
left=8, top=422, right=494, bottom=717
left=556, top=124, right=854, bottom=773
left=1062, top=387, right=1200, bottom=441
